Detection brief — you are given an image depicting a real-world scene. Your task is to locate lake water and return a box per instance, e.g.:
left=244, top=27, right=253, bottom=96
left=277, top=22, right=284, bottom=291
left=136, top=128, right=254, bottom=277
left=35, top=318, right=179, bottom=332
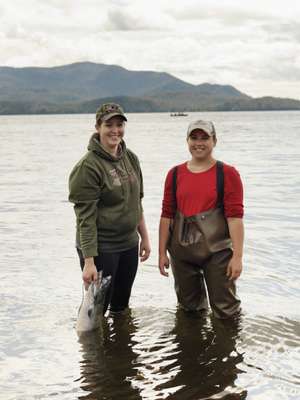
left=0, top=111, right=299, bottom=400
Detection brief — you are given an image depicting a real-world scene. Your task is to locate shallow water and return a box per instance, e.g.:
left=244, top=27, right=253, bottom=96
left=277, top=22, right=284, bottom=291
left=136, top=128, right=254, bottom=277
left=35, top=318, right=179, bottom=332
left=0, top=111, right=299, bottom=399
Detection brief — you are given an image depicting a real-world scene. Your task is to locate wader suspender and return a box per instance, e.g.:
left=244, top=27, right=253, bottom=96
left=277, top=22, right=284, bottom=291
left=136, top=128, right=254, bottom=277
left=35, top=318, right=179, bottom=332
left=172, top=161, right=224, bottom=212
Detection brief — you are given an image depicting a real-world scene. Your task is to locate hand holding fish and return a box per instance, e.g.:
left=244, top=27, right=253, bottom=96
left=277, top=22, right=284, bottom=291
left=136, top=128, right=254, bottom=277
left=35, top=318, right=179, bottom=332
left=76, top=272, right=112, bottom=334
left=82, top=257, right=98, bottom=287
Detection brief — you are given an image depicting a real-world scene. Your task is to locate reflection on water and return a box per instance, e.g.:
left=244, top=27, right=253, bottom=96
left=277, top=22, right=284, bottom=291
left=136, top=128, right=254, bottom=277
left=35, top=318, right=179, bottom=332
left=78, top=310, right=142, bottom=400
left=77, top=310, right=247, bottom=400
left=163, top=312, right=246, bottom=400
left=76, top=308, right=300, bottom=400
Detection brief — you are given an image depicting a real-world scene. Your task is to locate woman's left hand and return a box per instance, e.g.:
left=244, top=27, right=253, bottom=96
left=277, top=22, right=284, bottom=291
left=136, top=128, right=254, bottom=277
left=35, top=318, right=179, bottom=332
left=226, top=255, right=243, bottom=280
left=139, top=239, right=151, bottom=262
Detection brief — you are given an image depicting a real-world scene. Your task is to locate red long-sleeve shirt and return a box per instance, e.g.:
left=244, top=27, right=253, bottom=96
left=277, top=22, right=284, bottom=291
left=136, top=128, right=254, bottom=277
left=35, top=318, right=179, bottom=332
left=161, top=162, right=244, bottom=219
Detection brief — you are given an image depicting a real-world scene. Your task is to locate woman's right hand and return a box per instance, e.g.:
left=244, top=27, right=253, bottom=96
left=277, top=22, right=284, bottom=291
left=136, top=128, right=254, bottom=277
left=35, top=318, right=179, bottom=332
left=82, top=257, right=98, bottom=287
left=159, top=253, right=170, bottom=277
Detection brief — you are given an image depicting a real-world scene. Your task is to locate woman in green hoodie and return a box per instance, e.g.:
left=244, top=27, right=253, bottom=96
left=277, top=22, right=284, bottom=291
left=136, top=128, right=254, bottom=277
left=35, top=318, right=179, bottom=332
left=69, top=103, right=151, bottom=314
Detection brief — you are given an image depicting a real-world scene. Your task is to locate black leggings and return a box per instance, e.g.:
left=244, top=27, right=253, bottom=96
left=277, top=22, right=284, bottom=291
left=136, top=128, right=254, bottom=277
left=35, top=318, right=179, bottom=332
left=77, top=245, right=139, bottom=314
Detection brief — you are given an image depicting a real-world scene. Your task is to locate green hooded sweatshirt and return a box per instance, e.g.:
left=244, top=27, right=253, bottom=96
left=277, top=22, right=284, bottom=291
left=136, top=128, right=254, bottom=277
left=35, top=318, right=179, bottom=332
left=69, top=133, right=143, bottom=257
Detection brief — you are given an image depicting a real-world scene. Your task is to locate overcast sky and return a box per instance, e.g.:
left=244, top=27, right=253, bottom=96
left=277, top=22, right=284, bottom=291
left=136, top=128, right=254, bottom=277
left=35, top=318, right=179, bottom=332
left=1, top=0, right=299, bottom=99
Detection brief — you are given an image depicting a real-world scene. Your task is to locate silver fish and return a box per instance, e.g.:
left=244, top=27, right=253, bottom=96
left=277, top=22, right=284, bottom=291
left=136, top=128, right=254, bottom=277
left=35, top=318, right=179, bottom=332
left=76, top=272, right=112, bottom=334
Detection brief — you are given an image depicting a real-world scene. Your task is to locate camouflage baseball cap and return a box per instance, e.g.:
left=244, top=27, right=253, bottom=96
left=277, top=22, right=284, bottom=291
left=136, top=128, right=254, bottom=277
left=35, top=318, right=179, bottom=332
left=95, top=103, right=127, bottom=123
left=187, top=120, right=216, bottom=138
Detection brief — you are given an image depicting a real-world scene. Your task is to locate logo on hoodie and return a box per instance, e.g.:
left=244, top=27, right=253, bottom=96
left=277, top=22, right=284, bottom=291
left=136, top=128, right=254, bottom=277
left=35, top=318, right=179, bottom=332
left=109, top=168, right=122, bottom=186
left=109, top=166, right=136, bottom=187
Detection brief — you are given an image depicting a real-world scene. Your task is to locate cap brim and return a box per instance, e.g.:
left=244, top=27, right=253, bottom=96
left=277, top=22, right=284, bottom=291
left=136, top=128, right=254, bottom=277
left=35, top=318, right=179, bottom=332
left=188, top=128, right=214, bottom=137
left=100, top=113, right=127, bottom=122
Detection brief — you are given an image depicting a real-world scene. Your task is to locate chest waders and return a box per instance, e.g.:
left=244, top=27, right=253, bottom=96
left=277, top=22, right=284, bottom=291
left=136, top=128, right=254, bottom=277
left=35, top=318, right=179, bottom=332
left=168, top=161, right=241, bottom=319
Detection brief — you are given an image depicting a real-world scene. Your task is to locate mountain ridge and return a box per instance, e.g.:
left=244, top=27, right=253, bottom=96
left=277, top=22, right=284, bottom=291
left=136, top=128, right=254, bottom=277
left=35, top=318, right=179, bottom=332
left=0, top=62, right=299, bottom=114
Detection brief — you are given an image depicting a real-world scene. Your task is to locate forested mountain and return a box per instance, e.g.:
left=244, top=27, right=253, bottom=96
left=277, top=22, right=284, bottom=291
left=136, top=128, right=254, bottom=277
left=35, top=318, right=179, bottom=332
left=0, top=62, right=299, bottom=114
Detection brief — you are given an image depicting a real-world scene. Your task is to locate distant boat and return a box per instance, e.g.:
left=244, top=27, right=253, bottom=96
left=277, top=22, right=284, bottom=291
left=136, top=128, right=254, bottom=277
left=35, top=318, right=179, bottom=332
left=170, top=112, right=188, bottom=117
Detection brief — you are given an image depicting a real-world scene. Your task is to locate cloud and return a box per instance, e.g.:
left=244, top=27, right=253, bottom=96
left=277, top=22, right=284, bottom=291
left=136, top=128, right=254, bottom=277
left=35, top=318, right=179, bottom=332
left=169, top=6, right=269, bottom=25
left=103, top=4, right=173, bottom=31
left=104, top=9, right=153, bottom=31
left=261, top=21, right=300, bottom=43
left=167, top=0, right=300, bottom=34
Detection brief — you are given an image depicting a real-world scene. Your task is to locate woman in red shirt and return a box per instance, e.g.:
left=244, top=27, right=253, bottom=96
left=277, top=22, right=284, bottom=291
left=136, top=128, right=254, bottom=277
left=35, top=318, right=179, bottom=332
left=159, top=120, right=244, bottom=319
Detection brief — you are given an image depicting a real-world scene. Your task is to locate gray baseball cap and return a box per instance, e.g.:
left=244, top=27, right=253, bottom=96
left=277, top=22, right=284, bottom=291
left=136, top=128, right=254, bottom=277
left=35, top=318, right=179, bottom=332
left=187, top=120, right=216, bottom=138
